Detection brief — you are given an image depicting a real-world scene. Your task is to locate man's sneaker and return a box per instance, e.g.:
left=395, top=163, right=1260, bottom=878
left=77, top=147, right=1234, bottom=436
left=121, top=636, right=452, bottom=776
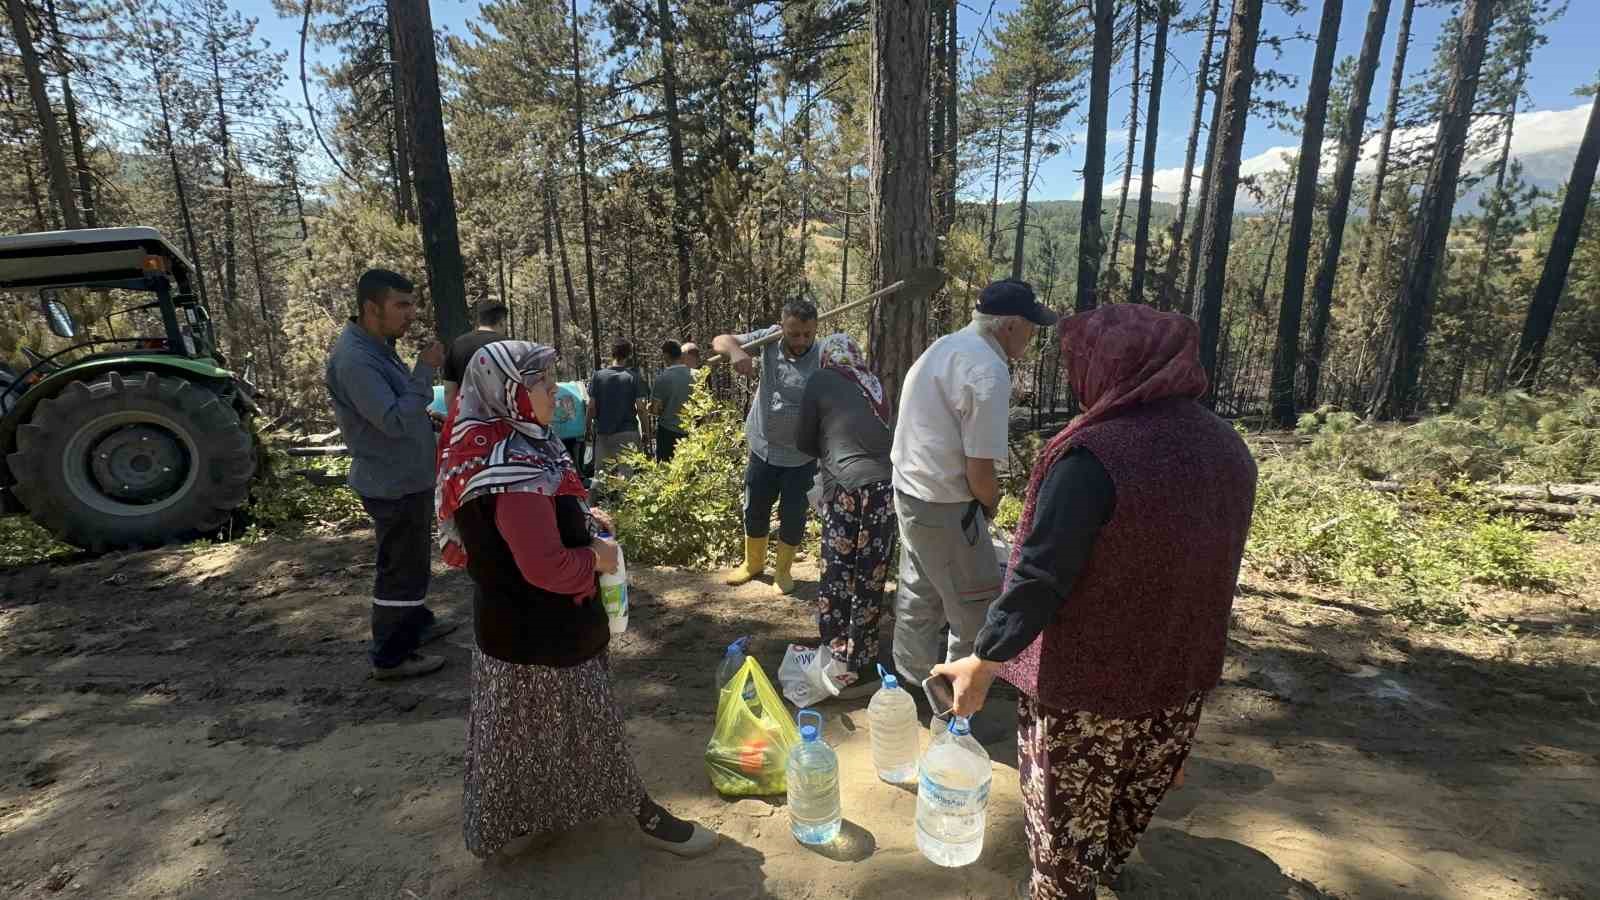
left=372, top=653, right=446, bottom=681
left=419, top=619, right=460, bottom=646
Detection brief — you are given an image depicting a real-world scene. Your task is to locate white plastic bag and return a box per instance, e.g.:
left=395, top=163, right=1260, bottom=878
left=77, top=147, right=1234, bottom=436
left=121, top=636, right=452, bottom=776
left=778, top=643, right=847, bottom=708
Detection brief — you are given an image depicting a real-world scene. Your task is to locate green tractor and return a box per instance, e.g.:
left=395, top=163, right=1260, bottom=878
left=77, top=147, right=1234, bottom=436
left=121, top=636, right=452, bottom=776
left=0, top=228, right=260, bottom=551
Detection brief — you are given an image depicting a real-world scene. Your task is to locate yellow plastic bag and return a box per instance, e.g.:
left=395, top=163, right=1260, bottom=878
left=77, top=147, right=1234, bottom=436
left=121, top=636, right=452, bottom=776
left=705, top=656, right=800, bottom=796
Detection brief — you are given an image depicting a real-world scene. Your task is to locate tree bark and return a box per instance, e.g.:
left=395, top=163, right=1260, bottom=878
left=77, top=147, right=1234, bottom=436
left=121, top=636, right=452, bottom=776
left=1356, top=0, right=1415, bottom=280
left=547, top=175, right=581, bottom=332
left=1107, top=1, right=1144, bottom=288
left=942, top=0, right=958, bottom=250
left=1075, top=0, right=1116, bottom=312
left=655, top=0, right=693, bottom=332
left=1130, top=1, right=1171, bottom=306
left=1011, top=81, right=1038, bottom=281
left=387, top=15, right=415, bottom=225
left=1192, top=0, right=1264, bottom=392
left=240, top=183, right=278, bottom=395
left=987, top=111, right=1004, bottom=261
left=387, top=0, right=471, bottom=342
left=1267, top=0, right=1344, bottom=427
left=541, top=179, right=564, bottom=365
left=1369, top=0, right=1495, bottom=420
left=568, top=0, right=601, bottom=373
left=152, top=67, right=211, bottom=312
left=7, top=0, right=80, bottom=228
left=1509, top=88, right=1600, bottom=389
left=43, top=0, right=95, bottom=227
left=1303, top=0, right=1392, bottom=409
left=1161, top=0, right=1221, bottom=312
left=208, top=37, right=239, bottom=320
left=1185, top=28, right=1229, bottom=311
left=868, top=0, right=934, bottom=405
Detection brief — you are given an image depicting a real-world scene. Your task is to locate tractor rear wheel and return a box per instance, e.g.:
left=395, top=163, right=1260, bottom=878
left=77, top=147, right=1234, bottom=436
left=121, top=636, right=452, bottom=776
left=7, top=371, right=256, bottom=551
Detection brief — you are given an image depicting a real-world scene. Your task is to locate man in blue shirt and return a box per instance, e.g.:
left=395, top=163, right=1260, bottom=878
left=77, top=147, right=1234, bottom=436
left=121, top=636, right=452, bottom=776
left=711, top=297, right=819, bottom=594
left=326, top=269, right=458, bottom=681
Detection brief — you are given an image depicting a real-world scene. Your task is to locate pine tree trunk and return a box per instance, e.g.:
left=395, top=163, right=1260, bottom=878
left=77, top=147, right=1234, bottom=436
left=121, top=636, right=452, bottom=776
left=1192, top=0, right=1264, bottom=391
left=1369, top=0, right=1495, bottom=420
left=1185, top=31, right=1229, bottom=312
left=1107, top=2, right=1144, bottom=288
left=1075, top=0, right=1116, bottom=312
left=840, top=177, right=851, bottom=299
left=1267, top=0, right=1343, bottom=427
left=387, top=16, right=415, bottom=225
left=7, top=0, right=80, bottom=228
left=1462, top=60, right=1523, bottom=398
left=1161, top=0, right=1221, bottom=311
left=541, top=180, right=564, bottom=364
left=209, top=40, right=239, bottom=320
left=1011, top=82, right=1038, bottom=281
left=240, top=184, right=278, bottom=395
left=656, top=0, right=693, bottom=332
left=868, top=0, right=934, bottom=404
left=44, top=0, right=95, bottom=227
left=1303, top=0, right=1391, bottom=409
left=942, top=0, right=958, bottom=245
left=1509, top=88, right=1600, bottom=389
left=22, top=155, right=47, bottom=230
left=931, top=2, right=948, bottom=269
left=1130, top=1, right=1170, bottom=306
left=547, top=176, right=581, bottom=332
left=153, top=71, right=211, bottom=312
left=568, top=0, right=601, bottom=373
left=387, top=0, right=471, bottom=342
left=987, top=112, right=1004, bottom=261
left=1357, top=0, right=1415, bottom=280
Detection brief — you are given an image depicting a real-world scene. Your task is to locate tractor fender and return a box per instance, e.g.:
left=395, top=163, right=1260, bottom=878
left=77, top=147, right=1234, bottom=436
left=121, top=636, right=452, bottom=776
left=0, top=356, right=238, bottom=486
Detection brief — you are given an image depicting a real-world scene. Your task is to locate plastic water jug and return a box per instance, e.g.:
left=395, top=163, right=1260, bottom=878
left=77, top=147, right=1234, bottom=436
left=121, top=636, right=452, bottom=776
left=595, top=531, right=628, bottom=634
left=868, top=664, right=919, bottom=784
left=786, top=710, right=842, bottom=845
left=716, top=637, right=761, bottom=717
left=915, top=715, right=992, bottom=867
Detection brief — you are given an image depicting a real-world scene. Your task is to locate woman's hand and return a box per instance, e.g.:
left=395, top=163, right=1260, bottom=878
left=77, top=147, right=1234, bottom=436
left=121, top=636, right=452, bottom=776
left=589, top=507, right=616, bottom=534
left=929, top=655, right=1001, bottom=718
left=592, top=537, right=621, bottom=575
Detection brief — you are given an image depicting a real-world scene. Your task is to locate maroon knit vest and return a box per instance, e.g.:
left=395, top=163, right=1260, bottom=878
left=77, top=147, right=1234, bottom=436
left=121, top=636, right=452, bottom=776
left=998, top=399, right=1258, bottom=716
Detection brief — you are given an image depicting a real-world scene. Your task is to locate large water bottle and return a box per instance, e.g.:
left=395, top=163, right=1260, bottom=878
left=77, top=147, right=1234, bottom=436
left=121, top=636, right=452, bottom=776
left=868, top=664, right=919, bottom=784
left=595, top=531, right=628, bottom=635
left=716, top=637, right=761, bottom=717
left=915, top=715, right=992, bottom=867
left=786, top=710, right=842, bottom=845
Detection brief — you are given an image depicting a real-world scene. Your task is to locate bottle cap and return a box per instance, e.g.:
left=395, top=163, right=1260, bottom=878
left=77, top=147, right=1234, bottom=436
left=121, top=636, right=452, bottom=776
left=596, top=530, right=612, bottom=539
left=725, top=636, right=750, bottom=657
left=798, top=709, right=822, bottom=741
left=950, top=716, right=971, bottom=736
left=800, top=724, right=818, bottom=741
left=876, top=663, right=897, bottom=690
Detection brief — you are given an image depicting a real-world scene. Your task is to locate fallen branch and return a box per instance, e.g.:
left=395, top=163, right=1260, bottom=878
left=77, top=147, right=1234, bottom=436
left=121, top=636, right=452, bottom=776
left=1364, top=481, right=1599, bottom=505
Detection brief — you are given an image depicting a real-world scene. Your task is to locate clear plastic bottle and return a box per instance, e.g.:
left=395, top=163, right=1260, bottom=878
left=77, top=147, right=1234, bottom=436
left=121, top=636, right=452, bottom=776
left=594, top=531, right=628, bottom=634
left=786, top=710, right=842, bottom=845
left=716, top=637, right=761, bottom=717
left=868, top=664, right=919, bottom=784
left=915, top=715, right=992, bottom=867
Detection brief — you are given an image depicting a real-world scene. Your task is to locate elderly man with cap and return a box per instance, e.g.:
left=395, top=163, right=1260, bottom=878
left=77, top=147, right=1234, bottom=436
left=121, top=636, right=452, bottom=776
left=891, top=278, right=1056, bottom=736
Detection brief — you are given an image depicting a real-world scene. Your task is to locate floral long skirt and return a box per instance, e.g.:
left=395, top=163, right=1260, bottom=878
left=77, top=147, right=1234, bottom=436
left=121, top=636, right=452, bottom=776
left=462, top=649, right=645, bottom=858
left=1016, top=690, right=1207, bottom=900
left=817, top=480, right=898, bottom=677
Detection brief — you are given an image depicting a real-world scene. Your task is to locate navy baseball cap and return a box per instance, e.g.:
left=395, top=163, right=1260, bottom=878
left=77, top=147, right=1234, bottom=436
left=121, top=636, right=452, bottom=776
left=976, top=279, right=1058, bottom=326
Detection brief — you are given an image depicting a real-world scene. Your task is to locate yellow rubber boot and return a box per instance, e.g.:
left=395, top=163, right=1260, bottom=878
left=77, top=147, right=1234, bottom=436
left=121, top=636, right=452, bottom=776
left=725, top=536, right=768, bottom=586
left=773, top=541, right=799, bottom=594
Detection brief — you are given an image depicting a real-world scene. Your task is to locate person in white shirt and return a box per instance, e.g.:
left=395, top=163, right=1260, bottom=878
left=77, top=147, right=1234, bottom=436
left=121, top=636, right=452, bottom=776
left=890, top=279, right=1056, bottom=732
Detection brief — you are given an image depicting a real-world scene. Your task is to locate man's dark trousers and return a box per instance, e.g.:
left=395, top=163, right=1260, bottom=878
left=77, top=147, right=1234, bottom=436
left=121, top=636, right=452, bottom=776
left=360, top=491, right=437, bottom=668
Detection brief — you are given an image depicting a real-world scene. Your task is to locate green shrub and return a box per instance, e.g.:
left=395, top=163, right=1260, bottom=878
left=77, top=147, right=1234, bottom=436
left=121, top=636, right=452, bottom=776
left=1246, top=459, right=1571, bottom=625
left=0, top=517, right=77, bottom=568
left=240, top=448, right=365, bottom=540
left=611, top=372, right=749, bottom=567
left=1568, top=505, right=1600, bottom=545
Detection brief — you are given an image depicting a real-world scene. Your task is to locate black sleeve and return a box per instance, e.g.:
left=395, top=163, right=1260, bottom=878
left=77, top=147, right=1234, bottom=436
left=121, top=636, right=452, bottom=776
left=443, top=338, right=463, bottom=384
left=974, top=447, right=1115, bottom=663
left=795, top=373, right=824, bottom=460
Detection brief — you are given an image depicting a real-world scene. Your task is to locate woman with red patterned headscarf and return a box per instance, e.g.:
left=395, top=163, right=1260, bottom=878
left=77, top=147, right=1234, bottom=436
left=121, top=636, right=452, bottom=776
left=931, top=304, right=1258, bottom=900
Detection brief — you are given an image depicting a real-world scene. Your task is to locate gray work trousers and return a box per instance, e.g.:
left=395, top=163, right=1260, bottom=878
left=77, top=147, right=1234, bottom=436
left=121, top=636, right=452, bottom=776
left=891, top=490, right=1004, bottom=688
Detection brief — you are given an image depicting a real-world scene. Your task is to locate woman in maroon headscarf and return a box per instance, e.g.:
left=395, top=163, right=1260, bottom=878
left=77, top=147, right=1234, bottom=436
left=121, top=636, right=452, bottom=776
left=932, top=304, right=1258, bottom=900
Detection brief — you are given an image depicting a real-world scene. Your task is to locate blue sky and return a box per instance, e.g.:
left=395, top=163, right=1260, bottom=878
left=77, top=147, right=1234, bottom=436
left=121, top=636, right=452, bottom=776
left=244, top=0, right=1599, bottom=201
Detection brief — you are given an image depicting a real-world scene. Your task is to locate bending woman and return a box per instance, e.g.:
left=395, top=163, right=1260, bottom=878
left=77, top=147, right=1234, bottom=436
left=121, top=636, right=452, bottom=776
left=932, top=305, right=1258, bottom=899
left=436, top=340, right=717, bottom=861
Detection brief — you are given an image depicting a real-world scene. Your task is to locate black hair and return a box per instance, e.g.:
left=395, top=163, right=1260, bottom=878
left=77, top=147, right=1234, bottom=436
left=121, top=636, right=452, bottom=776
left=612, top=338, right=633, bottom=361
left=356, top=269, right=414, bottom=314
left=661, top=340, right=682, bottom=361
left=477, top=302, right=509, bottom=327
left=781, top=296, right=818, bottom=322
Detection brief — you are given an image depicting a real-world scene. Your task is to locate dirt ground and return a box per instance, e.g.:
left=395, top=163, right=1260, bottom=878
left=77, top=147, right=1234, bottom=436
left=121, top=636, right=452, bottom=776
left=2, top=526, right=1598, bottom=900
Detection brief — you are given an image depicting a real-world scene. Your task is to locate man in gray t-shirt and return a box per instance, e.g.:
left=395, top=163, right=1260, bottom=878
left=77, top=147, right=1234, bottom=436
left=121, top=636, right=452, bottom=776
left=711, top=297, right=819, bottom=594
left=651, top=340, right=695, bottom=462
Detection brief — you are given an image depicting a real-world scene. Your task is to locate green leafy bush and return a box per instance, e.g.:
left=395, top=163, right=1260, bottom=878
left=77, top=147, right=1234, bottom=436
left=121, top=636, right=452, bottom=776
left=1247, top=459, right=1571, bottom=624
left=611, top=372, right=749, bottom=567
left=0, top=517, right=78, bottom=568
left=1568, top=505, right=1600, bottom=545
left=240, top=448, right=365, bottom=540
